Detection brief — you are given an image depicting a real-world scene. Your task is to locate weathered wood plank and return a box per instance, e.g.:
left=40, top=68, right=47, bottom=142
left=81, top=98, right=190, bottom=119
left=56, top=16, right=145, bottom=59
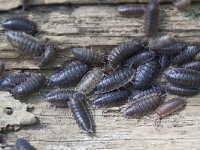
left=0, top=5, right=200, bottom=69
left=0, top=0, right=174, bottom=11
left=0, top=4, right=200, bottom=150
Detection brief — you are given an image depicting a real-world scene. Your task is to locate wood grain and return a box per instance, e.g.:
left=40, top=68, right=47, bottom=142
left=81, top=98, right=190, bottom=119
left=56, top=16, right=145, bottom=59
left=0, top=3, right=200, bottom=150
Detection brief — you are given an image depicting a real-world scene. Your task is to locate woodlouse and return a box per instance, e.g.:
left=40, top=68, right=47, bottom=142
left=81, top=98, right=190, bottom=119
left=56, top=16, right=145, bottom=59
left=118, top=5, right=145, bottom=16
left=164, top=67, right=200, bottom=88
left=14, top=138, right=36, bottom=150
left=1, top=17, right=37, bottom=35
left=171, top=45, right=200, bottom=65
left=0, top=61, right=5, bottom=76
left=68, top=97, right=96, bottom=134
left=182, top=61, right=200, bottom=71
left=0, top=73, right=31, bottom=91
left=123, top=93, right=161, bottom=118
left=153, top=43, right=185, bottom=55
left=5, top=31, right=44, bottom=56
left=93, top=90, right=130, bottom=108
left=144, top=0, right=159, bottom=37
left=108, top=39, right=143, bottom=67
left=35, top=45, right=56, bottom=67
left=48, top=61, right=89, bottom=87
left=45, top=89, right=85, bottom=105
left=96, top=67, right=135, bottom=93
left=128, top=85, right=166, bottom=102
left=173, top=0, right=191, bottom=10
left=166, top=84, right=199, bottom=96
left=159, top=55, right=170, bottom=69
left=11, top=73, right=46, bottom=99
left=71, top=48, right=106, bottom=65
left=21, top=0, right=29, bottom=10
left=155, top=98, right=186, bottom=119
left=148, top=35, right=175, bottom=50
left=122, top=50, right=156, bottom=68
left=133, top=60, right=160, bottom=90
left=75, top=67, right=104, bottom=95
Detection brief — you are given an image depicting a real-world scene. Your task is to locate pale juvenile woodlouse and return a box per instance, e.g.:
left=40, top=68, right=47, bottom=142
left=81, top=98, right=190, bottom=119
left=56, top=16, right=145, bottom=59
left=173, top=0, right=191, bottom=10
left=108, top=39, right=143, bottom=67
left=93, top=90, right=130, bottom=108
left=11, top=73, right=46, bottom=99
left=5, top=31, right=44, bottom=56
left=0, top=73, right=31, bottom=91
left=45, top=89, right=85, bottom=106
left=122, top=50, right=156, bottom=68
left=195, top=52, right=200, bottom=61
left=118, top=5, right=145, bottom=16
left=148, top=35, right=175, bottom=50
left=182, top=61, right=200, bottom=71
left=166, top=84, right=199, bottom=96
left=128, top=85, right=166, bottom=102
left=133, top=60, right=160, bottom=90
left=48, top=61, right=89, bottom=87
left=171, top=45, right=200, bottom=65
left=123, top=93, right=161, bottom=118
left=71, top=48, right=106, bottom=65
left=164, top=67, right=200, bottom=88
left=144, top=0, right=160, bottom=37
left=14, top=138, right=36, bottom=150
left=75, top=67, right=104, bottom=95
left=35, top=45, right=56, bottom=67
left=96, top=67, right=135, bottom=93
left=1, top=17, right=37, bottom=35
left=68, top=97, right=96, bottom=134
left=155, top=98, right=186, bottom=119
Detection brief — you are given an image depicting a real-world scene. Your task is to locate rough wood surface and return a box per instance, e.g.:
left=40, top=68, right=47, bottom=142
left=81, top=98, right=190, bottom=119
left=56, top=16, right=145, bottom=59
left=0, top=3, right=200, bottom=150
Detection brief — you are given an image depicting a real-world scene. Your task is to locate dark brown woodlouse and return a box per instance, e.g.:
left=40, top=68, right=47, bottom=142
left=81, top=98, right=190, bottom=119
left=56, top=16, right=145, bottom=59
left=11, top=73, right=46, bottom=99
left=0, top=61, right=5, bottom=76
left=118, top=5, right=145, bottom=16
left=93, top=90, right=130, bottom=108
left=108, top=39, right=143, bottom=67
left=68, top=97, right=96, bottom=134
left=128, top=85, right=166, bottom=102
left=182, top=61, right=200, bottom=71
left=155, top=98, right=186, bottom=119
left=71, top=48, right=106, bottom=65
left=96, top=67, right=135, bottom=94
left=164, top=67, right=200, bottom=88
left=133, top=60, right=160, bottom=90
left=75, top=67, right=104, bottom=95
left=35, top=45, right=56, bottom=67
left=5, top=31, right=44, bottom=56
left=148, top=35, right=175, bottom=50
left=14, top=138, right=36, bottom=150
left=122, top=50, right=156, bottom=68
left=21, top=0, right=29, bottom=10
left=48, top=61, right=89, bottom=87
left=1, top=17, right=37, bottom=35
left=0, top=73, right=31, bottom=91
left=171, top=45, right=200, bottom=65
left=153, top=43, right=185, bottom=55
left=173, top=0, right=191, bottom=10
left=45, top=89, right=85, bottom=105
left=195, top=52, right=200, bottom=61
left=123, top=93, right=161, bottom=118
left=166, top=84, right=199, bottom=96
left=159, top=55, right=170, bottom=69
left=144, top=0, right=159, bottom=37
